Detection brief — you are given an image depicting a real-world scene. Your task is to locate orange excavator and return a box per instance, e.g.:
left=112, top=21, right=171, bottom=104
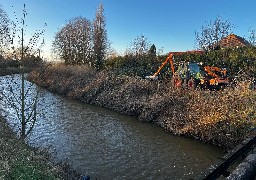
left=145, top=53, right=175, bottom=80
left=203, top=66, right=228, bottom=86
left=146, top=52, right=229, bottom=89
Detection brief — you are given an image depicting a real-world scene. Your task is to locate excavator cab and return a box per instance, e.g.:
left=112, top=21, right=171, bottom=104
left=175, top=62, right=205, bottom=88
left=174, top=62, right=204, bottom=77
left=188, top=63, right=202, bottom=76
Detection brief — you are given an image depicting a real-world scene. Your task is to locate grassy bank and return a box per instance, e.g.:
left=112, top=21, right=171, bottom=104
left=0, top=117, right=80, bottom=179
left=28, top=64, right=256, bottom=149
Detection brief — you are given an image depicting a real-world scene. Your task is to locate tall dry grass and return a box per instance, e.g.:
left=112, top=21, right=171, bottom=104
left=28, top=64, right=256, bottom=149
left=172, top=84, right=256, bottom=148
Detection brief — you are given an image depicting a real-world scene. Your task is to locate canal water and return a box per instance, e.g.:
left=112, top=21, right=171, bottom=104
left=0, top=75, right=224, bottom=179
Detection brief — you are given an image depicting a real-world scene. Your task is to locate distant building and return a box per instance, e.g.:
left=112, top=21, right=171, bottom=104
left=169, top=50, right=205, bottom=55
left=218, top=34, right=251, bottom=48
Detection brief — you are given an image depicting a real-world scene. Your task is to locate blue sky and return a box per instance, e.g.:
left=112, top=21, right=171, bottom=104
left=1, top=0, right=256, bottom=59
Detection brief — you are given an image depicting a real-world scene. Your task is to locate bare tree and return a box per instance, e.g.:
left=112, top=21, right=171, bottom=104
left=0, top=4, right=46, bottom=139
left=126, top=34, right=150, bottom=57
left=0, top=5, right=10, bottom=55
left=195, top=16, right=234, bottom=51
left=52, top=17, right=92, bottom=65
left=248, top=27, right=256, bottom=46
left=93, top=3, right=108, bottom=70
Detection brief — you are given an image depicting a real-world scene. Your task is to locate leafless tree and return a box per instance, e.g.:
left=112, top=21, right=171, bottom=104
left=195, top=16, right=234, bottom=51
left=93, top=3, right=108, bottom=70
left=52, top=17, right=92, bottom=65
left=126, top=34, right=150, bottom=57
left=0, top=5, right=10, bottom=55
left=248, top=27, right=256, bottom=46
left=0, top=4, right=46, bottom=139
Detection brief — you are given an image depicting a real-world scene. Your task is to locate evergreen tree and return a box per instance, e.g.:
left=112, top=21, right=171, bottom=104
left=93, top=3, right=108, bottom=70
left=149, top=44, right=156, bottom=57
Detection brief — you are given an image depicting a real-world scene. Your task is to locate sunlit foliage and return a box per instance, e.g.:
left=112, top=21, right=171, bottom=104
left=125, top=34, right=151, bottom=57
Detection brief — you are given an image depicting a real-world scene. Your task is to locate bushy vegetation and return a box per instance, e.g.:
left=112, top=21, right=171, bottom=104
left=174, top=46, right=256, bottom=76
left=104, top=35, right=168, bottom=78
left=169, top=83, right=256, bottom=148
left=29, top=64, right=256, bottom=149
left=104, top=53, right=164, bottom=77
left=0, top=55, right=19, bottom=68
left=0, top=54, right=43, bottom=76
left=104, top=46, right=256, bottom=81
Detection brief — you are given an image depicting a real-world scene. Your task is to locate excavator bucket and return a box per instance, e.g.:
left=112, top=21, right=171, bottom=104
left=145, top=75, right=158, bottom=80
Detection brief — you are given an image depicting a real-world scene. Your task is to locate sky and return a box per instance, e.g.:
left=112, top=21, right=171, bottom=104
left=1, top=0, right=256, bottom=60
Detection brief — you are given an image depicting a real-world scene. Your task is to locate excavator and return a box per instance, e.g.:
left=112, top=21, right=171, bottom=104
left=145, top=52, right=229, bottom=89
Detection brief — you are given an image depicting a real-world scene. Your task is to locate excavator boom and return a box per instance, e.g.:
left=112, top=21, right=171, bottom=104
left=146, top=53, right=175, bottom=79
left=204, top=66, right=227, bottom=78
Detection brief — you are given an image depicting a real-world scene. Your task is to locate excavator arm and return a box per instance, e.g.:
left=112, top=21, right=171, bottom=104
left=204, top=66, right=228, bottom=86
left=146, top=53, right=175, bottom=79
left=204, top=66, right=227, bottom=78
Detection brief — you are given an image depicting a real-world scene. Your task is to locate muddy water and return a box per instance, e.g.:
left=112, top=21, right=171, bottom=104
left=0, top=75, right=224, bottom=179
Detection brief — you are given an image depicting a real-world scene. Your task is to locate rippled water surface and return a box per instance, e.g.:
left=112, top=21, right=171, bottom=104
left=0, top=75, right=224, bottom=179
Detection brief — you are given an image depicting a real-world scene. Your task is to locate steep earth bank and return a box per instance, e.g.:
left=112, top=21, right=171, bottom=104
left=28, top=64, right=256, bottom=150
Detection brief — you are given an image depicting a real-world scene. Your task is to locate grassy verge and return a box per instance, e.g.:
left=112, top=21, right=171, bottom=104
left=0, top=117, right=80, bottom=180
left=28, top=64, right=256, bottom=150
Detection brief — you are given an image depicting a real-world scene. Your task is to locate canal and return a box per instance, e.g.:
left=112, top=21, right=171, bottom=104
left=0, top=75, right=224, bottom=179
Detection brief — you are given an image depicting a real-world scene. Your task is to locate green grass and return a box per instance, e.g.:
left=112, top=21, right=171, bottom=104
left=0, top=117, right=79, bottom=180
left=0, top=135, right=56, bottom=180
left=6, top=161, right=56, bottom=180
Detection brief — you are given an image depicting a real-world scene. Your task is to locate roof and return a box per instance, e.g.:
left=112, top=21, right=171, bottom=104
left=169, top=50, right=205, bottom=56
left=218, top=34, right=251, bottom=48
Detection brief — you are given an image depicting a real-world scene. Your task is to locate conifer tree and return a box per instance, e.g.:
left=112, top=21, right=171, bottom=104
left=93, top=3, right=108, bottom=70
